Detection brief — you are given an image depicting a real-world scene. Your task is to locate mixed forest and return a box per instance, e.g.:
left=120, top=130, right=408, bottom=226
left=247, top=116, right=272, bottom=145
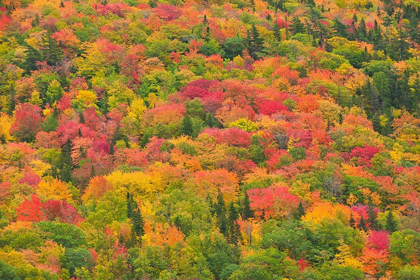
left=0, top=0, right=420, bottom=279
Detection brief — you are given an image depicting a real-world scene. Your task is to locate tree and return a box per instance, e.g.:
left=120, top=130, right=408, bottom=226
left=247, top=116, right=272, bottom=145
left=385, top=211, right=397, bottom=233
left=228, top=202, right=241, bottom=245
left=290, top=17, right=305, bottom=35
left=10, top=103, right=43, bottom=142
left=60, top=138, right=73, bottom=183
left=215, top=190, right=228, bottom=236
left=180, top=115, right=193, bottom=136
left=242, top=191, right=254, bottom=219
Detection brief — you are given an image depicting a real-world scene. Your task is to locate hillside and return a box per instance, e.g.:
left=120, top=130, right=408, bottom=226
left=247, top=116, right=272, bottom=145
left=0, top=0, right=419, bottom=279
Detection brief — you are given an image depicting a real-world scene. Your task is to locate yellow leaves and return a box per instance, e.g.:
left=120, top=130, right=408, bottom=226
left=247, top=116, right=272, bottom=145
left=290, top=180, right=311, bottom=202
left=303, top=202, right=351, bottom=226
left=76, top=90, right=97, bottom=108
left=0, top=113, right=13, bottom=143
left=28, top=160, right=51, bottom=177
left=347, top=193, right=358, bottom=206
left=105, top=170, right=163, bottom=198
left=335, top=240, right=362, bottom=270
left=36, top=179, right=73, bottom=202
left=228, top=118, right=259, bottom=132
left=128, top=98, right=147, bottom=120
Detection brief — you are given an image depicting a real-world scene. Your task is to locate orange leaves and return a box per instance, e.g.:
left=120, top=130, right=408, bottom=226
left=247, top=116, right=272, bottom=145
left=359, top=247, right=389, bottom=276
left=82, top=176, right=113, bottom=203
left=297, top=95, right=319, bottom=113
left=143, top=221, right=184, bottom=247
left=194, top=169, right=239, bottom=203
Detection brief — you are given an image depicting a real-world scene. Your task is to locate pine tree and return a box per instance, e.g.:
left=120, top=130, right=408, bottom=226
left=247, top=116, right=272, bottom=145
left=59, top=138, right=73, bottom=183
left=215, top=190, right=228, bottom=236
left=180, top=115, right=193, bottom=136
left=228, top=202, right=241, bottom=245
left=332, top=18, right=348, bottom=37
left=295, top=201, right=305, bottom=220
left=127, top=192, right=144, bottom=244
left=385, top=211, right=397, bottom=233
left=358, top=18, right=367, bottom=40
left=349, top=213, right=355, bottom=228
left=43, top=32, right=63, bottom=66
left=22, top=44, right=42, bottom=74
left=368, top=205, right=378, bottom=230
left=242, top=191, right=254, bottom=219
left=290, top=17, right=306, bottom=35
left=90, top=164, right=95, bottom=178
left=273, top=21, right=281, bottom=42
left=359, top=216, right=367, bottom=231
left=7, top=83, right=16, bottom=115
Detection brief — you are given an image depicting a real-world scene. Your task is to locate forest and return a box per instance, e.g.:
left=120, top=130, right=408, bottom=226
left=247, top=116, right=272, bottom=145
left=0, top=0, right=419, bottom=279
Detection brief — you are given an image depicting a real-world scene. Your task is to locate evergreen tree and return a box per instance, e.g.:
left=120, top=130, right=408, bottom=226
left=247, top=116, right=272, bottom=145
left=228, top=202, right=241, bottom=245
left=358, top=216, right=367, bottom=231
left=368, top=205, right=378, bottom=230
left=247, top=24, right=265, bottom=59
left=59, top=138, right=73, bottom=183
left=215, top=190, right=228, bottom=236
left=358, top=18, right=367, bottom=40
left=290, top=17, right=306, bottom=35
left=43, top=32, right=63, bottom=66
left=90, top=164, right=95, bottom=178
left=349, top=213, right=356, bottom=228
left=242, top=191, right=254, bottom=219
left=22, top=44, right=42, bottom=74
left=295, top=201, right=305, bottom=220
left=385, top=211, right=397, bottom=233
left=180, top=115, right=193, bottom=136
left=7, top=83, right=16, bottom=115
left=273, top=21, right=281, bottom=42
left=332, top=18, right=348, bottom=37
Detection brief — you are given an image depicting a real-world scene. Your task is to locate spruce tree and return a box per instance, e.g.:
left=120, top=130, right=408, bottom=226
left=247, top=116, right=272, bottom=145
left=368, top=205, right=378, bottom=230
left=242, top=191, right=254, bottom=219
left=385, top=211, right=397, bottom=233
left=215, top=190, right=228, bottom=236
left=359, top=216, right=367, bottom=231
left=180, top=115, right=193, bottom=136
left=228, top=202, right=241, bottom=245
left=349, top=213, right=355, bottom=228
left=59, top=138, right=73, bottom=183
left=295, top=201, right=305, bottom=220
left=290, top=17, right=306, bottom=35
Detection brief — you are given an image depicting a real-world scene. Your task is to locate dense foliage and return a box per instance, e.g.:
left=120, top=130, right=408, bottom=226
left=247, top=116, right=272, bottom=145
left=0, top=0, right=419, bottom=279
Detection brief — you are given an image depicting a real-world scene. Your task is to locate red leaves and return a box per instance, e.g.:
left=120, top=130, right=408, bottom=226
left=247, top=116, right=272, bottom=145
left=11, top=103, right=44, bottom=141
left=16, top=194, right=45, bottom=222
left=154, top=4, right=182, bottom=21
left=43, top=200, right=83, bottom=224
left=19, top=172, right=41, bottom=187
left=368, top=231, right=389, bottom=251
left=17, top=194, right=82, bottom=224
left=256, top=99, right=288, bottom=116
left=350, top=145, right=380, bottom=167
left=248, top=186, right=300, bottom=219
left=201, top=128, right=251, bottom=148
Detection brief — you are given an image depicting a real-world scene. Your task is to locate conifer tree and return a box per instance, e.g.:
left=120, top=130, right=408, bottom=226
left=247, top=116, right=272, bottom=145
left=228, top=202, right=241, bottom=245
left=180, top=115, right=193, bottom=136
left=59, top=138, right=73, bottom=183
left=385, top=211, right=397, bottom=233
left=242, top=191, right=254, bottom=219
